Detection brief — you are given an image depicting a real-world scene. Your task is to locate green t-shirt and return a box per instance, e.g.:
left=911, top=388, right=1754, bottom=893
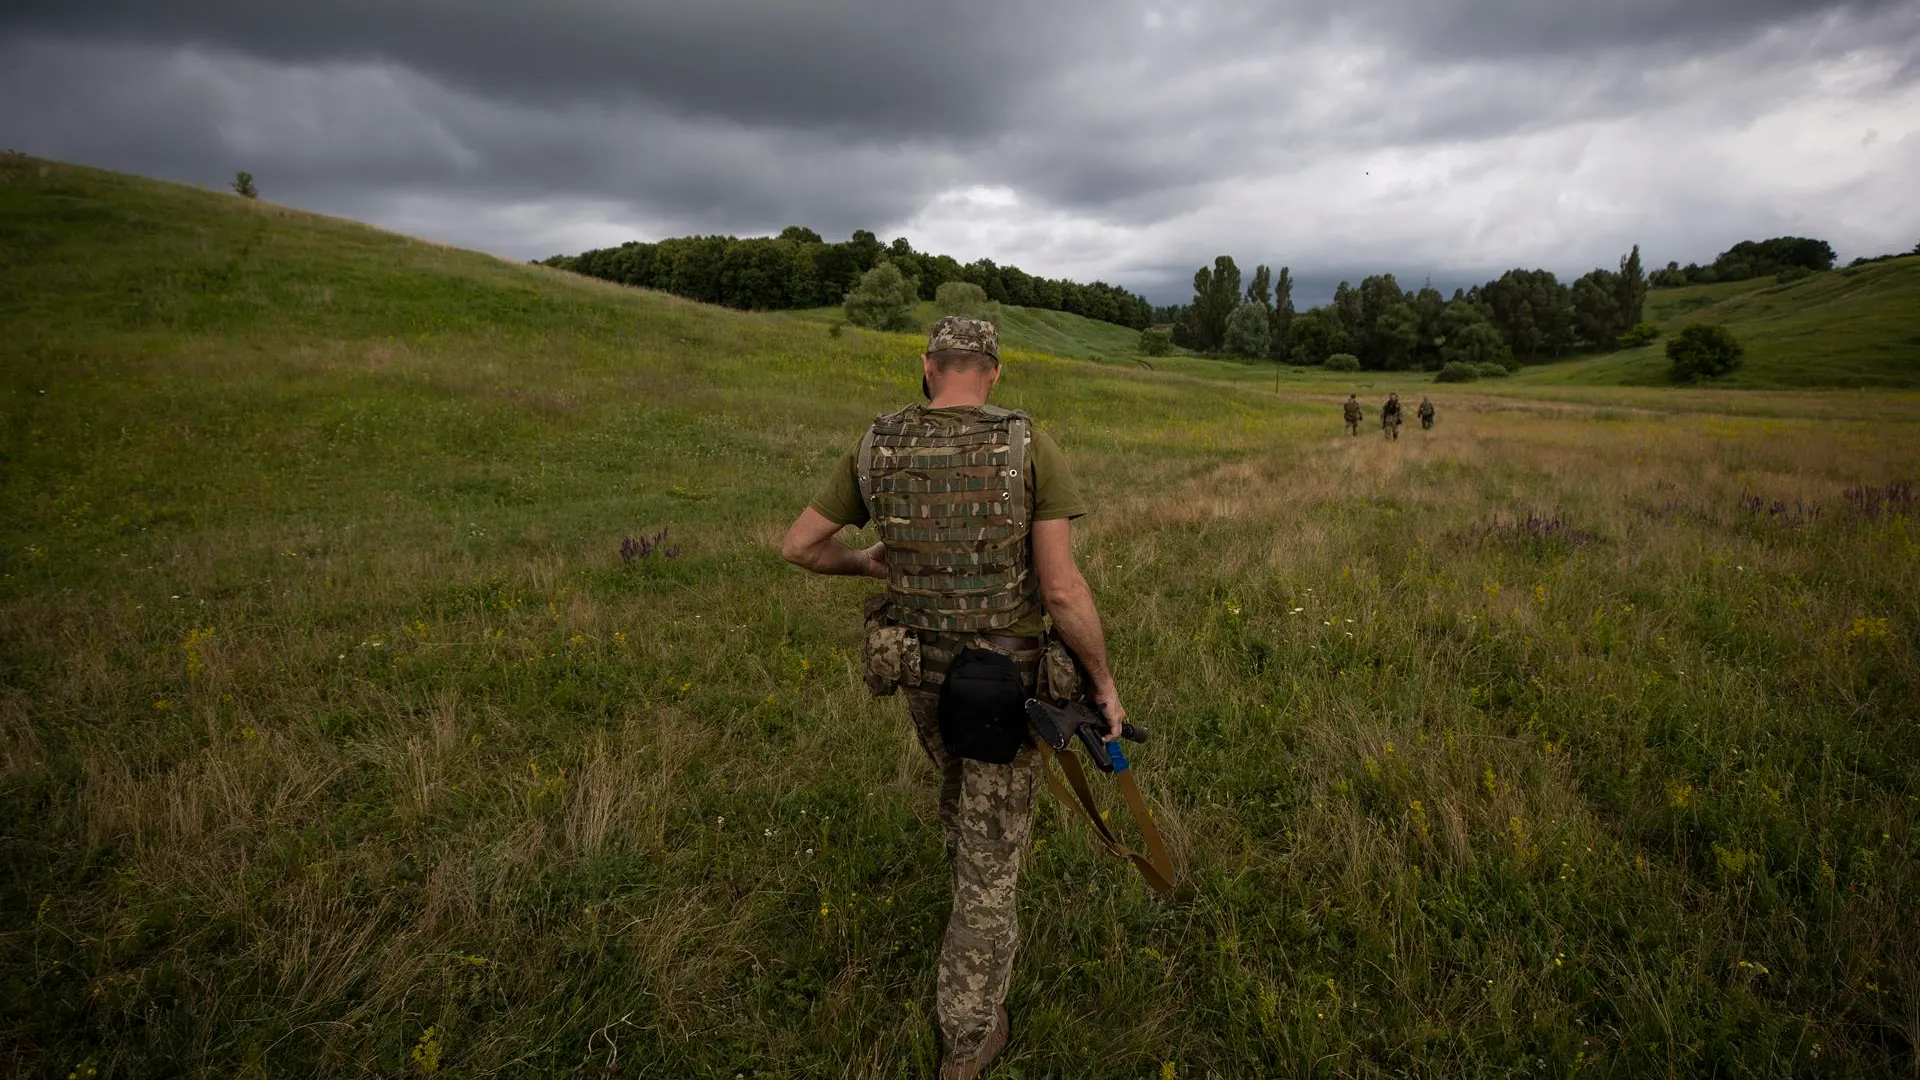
left=807, top=408, right=1087, bottom=636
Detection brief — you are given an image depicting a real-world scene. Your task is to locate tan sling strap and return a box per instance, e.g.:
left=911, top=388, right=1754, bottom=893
left=1034, top=739, right=1177, bottom=895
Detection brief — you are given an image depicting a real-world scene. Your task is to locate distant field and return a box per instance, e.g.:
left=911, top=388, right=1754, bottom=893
left=3, top=157, right=1917, bottom=1079
left=1514, top=259, right=1920, bottom=389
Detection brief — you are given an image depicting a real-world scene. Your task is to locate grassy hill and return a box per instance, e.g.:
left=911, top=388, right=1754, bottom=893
left=3, top=157, right=1918, bottom=1078
left=787, top=299, right=1165, bottom=362
left=1514, top=259, right=1920, bottom=388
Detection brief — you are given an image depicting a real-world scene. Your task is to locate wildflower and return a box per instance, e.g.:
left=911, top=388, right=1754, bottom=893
left=182, top=627, right=216, bottom=679
left=152, top=699, right=173, bottom=712
left=567, top=634, right=585, bottom=647
left=1667, top=782, right=1693, bottom=808
left=612, top=631, right=627, bottom=645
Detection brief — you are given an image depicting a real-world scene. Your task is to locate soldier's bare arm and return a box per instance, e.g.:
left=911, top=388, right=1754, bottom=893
left=781, top=508, right=887, bottom=579
left=1031, top=517, right=1125, bottom=739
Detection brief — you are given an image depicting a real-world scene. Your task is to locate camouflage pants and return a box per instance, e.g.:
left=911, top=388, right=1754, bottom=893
left=1345, top=419, right=1360, bottom=435
left=902, top=630, right=1042, bottom=1058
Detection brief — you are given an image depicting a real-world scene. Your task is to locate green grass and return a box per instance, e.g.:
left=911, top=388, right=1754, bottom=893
left=788, top=300, right=1172, bottom=363
left=1513, top=261, right=1920, bottom=389
left=3, top=156, right=1918, bottom=1079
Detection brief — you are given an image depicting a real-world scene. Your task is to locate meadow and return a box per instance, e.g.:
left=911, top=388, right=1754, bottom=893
left=1, top=157, right=1916, bottom=1078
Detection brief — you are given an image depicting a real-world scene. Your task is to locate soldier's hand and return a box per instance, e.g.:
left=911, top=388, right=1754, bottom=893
left=1090, top=684, right=1126, bottom=741
left=860, top=541, right=888, bottom=580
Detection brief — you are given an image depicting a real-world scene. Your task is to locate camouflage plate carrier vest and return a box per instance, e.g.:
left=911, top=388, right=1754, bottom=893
left=856, top=404, right=1041, bottom=633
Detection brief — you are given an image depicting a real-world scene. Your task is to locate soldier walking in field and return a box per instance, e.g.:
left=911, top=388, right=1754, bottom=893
left=1381, top=392, right=1403, bottom=440
left=1418, top=396, right=1435, bottom=430
left=782, top=317, right=1126, bottom=1079
left=1343, top=393, right=1364, bottom=436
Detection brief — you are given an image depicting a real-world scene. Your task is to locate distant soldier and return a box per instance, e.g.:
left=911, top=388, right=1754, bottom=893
left=1418, top=396, right=1435, bottom=430
left=1381, top=392, right=1403, bottom=440
left=1343, top=394, right=1363, bottom=436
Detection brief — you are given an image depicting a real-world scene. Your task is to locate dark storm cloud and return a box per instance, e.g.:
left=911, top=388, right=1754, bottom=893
left=3, top=0, right=1918, bottom=296
left=0, top=0, right=1097, bottom=138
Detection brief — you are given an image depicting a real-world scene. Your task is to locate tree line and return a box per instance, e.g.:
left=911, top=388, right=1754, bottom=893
left=1648, top=237, right=1834, bottom=287
left=1160, top=233, right=1851, bottom=371
left=1158, top=245, right=1649, bottom=371
left=541, top=227, right=1153, bottom=329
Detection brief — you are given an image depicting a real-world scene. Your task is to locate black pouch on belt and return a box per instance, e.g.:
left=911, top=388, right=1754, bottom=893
left=938, top=648, right=1031, bottom=764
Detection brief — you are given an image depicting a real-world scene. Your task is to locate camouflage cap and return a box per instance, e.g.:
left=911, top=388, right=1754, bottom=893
left=926, top=316, right=999, bottom=362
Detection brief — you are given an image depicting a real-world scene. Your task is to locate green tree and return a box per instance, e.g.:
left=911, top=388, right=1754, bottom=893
left=231, top=171, right=258, bottom=199
left=1435, top=361, right=1479, bottom=382
left=1325, top=352, right=1361, bottom=372
left=1269, top=266, right=1295, bottom=359
left=843, top=261, right=920, bottom=331
left=1438, top=303, right=1514, bottom=369
left=1246, top=264, right=1273, bottom=309
left=1187, top=256, right=1242, bottom=351
left=1571, top=270, right=1621, bottom=347
left=1476, top=269, right=1571, bottom=360
left=935, top=280, right=998, bottom=320
left=1286, top=308, right=1345, bottom=365
left=1409, top=284, right=1446, bottom=369
left=1138, top=327, right=1173, bottom=356
left=777, top=225, right=822, bottom=243
left=1667, top=324, right=1744, bottom=382
left=1373, top=302, right=1420, bottom=369
left=1223, top=301, right=1271, bottom=358
left=1614, top=244, right=1647, bottom=330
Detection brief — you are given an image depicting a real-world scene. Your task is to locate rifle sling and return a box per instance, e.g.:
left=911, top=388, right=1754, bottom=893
left=1035, top=740, right=1176, bottom=895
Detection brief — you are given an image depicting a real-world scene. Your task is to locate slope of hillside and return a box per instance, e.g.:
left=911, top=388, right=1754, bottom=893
left=4, top=157, right=1918, bottom=1079
left=787, top=299, right=1162, bottom=361
left=1515, top=258, right=1920, bottom=388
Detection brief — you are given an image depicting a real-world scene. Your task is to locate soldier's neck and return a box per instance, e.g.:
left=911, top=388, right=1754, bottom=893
left=927, top=388, right=992, bottom=409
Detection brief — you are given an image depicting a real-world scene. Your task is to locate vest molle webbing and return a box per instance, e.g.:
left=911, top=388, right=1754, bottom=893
left=857, top=405, right=1040, bottom=633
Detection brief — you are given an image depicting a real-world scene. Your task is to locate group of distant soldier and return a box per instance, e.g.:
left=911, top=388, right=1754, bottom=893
left=1344, top=392, right=1434, bottom=440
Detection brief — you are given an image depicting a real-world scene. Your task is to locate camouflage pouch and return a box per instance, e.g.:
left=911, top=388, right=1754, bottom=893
left=1038, top=639, right=1084, bottom=701
left=861, top=593, right=920, bottom=697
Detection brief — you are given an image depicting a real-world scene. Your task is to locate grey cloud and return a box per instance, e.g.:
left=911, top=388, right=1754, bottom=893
left=0, top=38, right=945, bottom=246
left=3, top=0, right=1917, bottom=301
left=0, top=0, right=1100, bottom=138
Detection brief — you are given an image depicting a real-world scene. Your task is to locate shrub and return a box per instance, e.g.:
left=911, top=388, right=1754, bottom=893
left=1667, top=324, right=1744, bottom=382
left=231, top=171, right=258, bottom=199
left=1436, top=361, right=1480, bottom=382
left=935, top=280, right=998, bottom=321
left=1774, top=265, right=1812, bottom=284
left=1325, top=353, right=1361, bottom=372
left=1618, top=321, right=1659, bottom=347
left=1138, top=327, right=1173, bottom=357
left=843, top=262, right=920, bottom=332
left=1474, top=361, right=1510, bottom=378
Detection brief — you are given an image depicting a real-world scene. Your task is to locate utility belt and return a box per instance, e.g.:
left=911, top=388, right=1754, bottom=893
left=860, top=595, right=1177, bottom=895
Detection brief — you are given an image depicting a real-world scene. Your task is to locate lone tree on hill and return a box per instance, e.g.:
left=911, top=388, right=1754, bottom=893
left=934, top=280, right=997, bottom=321
left=843, top=262, right=919, bottom=332
left=1667, top=324, right=1744, bottom=383
left=231, top=171, right=258, bottom=199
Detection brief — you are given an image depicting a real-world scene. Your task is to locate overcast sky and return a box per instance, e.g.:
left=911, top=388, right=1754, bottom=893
left=4, top=1, right=1917, bottom=305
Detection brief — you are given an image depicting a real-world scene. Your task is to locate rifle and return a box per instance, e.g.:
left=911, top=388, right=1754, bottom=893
left=1023, top=698, right=1177, bottom=895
